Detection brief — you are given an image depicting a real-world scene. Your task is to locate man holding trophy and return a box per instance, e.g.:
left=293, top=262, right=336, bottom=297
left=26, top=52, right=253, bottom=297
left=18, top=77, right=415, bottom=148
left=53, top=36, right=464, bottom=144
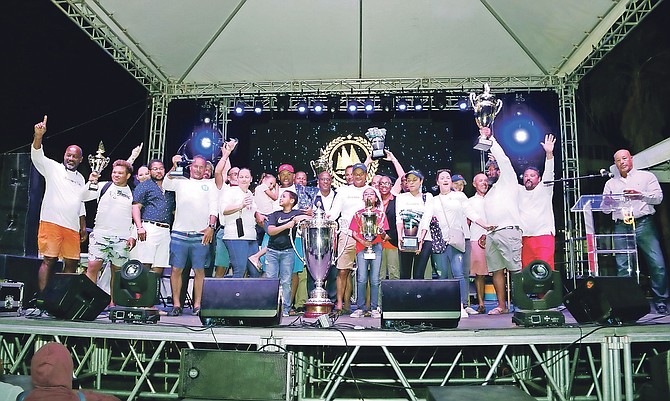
left=349, top=188, right=389, bottom=318
left=31, top=115, right=87, bottom=294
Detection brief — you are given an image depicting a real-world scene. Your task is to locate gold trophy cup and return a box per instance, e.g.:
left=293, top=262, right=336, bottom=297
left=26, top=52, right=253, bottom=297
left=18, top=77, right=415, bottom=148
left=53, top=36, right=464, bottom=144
left=87, top=141, right=110, bottom=191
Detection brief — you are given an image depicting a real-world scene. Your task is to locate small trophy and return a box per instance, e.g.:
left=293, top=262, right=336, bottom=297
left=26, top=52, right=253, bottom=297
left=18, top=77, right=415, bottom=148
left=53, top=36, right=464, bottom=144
left=470, top=83, right=503, bottom=151
left=399, top=210, right=422, bottom=252
left=87, top=141, right=110, bottom=191
left=361, top=202, right=379, bottom=260
left=168, top=154, right=190, bottom=179
left=310, top=148, right=329, bottom=177
left=365, top=127, right=387, bottom=160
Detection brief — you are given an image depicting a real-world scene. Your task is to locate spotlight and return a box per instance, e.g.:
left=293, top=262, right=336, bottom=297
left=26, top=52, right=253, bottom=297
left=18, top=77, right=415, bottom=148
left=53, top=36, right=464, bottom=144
left=253, top=98, right=263, bottom=114
left=347, top=100, right=358, bottom=113
left=363, top=98, right=374, bottom=113
left=513, top=128, right=529, bottom=143
left=380, top=95, right=394, bottom=112
left=110, top=259, right=161, bottom=323
left=413, top=97, right=423, bottom=111
left=327, top=95, right=341, bottom=112
left=296, top=100, right=308, bottom=114
left=433, top=92, right=447, bottom=110
left=397, top=98, right=408, bottom=112
left=312, top=100, right=324, bottom=114
left=203, top=116, right=211, bottom=124
left=275, top=94, right=289, bottom=112
left=456, top=97, right=469, bottom=111
left=511, top=260, right=564, bottom=327
left=189, top=125, right=223, bottom=160
left=234, top=100, right=245, bottom=116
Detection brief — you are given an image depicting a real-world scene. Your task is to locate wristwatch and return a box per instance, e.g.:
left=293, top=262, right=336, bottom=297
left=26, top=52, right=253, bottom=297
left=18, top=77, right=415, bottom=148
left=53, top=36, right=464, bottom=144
left=208, top=223, right=216, bottom=229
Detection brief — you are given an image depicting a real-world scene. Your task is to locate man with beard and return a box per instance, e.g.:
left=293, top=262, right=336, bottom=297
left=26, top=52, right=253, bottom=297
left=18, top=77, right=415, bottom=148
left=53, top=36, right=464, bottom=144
left=131, top=160, right=175, bottom=275
left=519, top=134, right=556, bottom=269
left=479, top=126, right=521, bottom=315
left=31, top=115, right=87, bottom=293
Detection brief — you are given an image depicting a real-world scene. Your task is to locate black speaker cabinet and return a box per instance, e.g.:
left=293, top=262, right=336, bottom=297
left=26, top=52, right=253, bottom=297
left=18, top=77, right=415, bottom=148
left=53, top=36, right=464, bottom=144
left=179, top=349, right=291, bottom=400
left=563, top=276, right=650, bottom=325
left=42, top=273, right=110, bottom=321
left=0, top=254, right=62, bottom=306
left=199, top=278, right=281, bottom=327
left=381, top=279, right=461, bottom=329
left=427, top=385, right=535, bottom=401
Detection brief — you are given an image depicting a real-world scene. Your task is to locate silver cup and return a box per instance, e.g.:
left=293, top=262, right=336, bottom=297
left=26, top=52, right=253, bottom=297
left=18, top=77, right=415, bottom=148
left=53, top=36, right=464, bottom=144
left=87, top=141, right=110, bottom=191
left=470, top=83, right=503, bottom=151
left=361, top=208, right=379, bottom=260
left=293, top=208, right=339, bottom=317
left=365, top=127, right=387, bottom=160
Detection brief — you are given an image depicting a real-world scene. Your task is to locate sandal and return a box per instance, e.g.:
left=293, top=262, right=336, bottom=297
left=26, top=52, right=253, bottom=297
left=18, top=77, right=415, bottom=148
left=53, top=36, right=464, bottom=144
left=477, top=305, right=486, bottom=314
left=487, top=306, right=509, bottom=315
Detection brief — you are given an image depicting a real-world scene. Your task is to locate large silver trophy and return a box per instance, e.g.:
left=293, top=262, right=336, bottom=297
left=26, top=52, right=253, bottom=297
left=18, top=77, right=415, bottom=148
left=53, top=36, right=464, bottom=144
left=361, top=201, right=382, bottom=260
left=365, top=127, right=387, bottom=160
left=293, top=208, right=339, bottom=317
left=470, top=83, right=503, bottom=151
left=399, top=210, right=422, bottom=252
left=87, top=141, right=110, bottom=191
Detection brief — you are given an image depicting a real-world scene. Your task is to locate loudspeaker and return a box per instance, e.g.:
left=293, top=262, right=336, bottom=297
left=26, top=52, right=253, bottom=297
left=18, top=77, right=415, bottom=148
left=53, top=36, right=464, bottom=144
left=563, top=276, right=650, bottom=325
left=427, top=385, right=536, bottom=401
left=199, top=278, right=281, bottom=327
left=42, top=273, right=110, bottom=321
left=381, top=279, right=461, bottom=329
left=0, top=254, right=62, bottom=307
left=179, top=349, right=291, bottom=400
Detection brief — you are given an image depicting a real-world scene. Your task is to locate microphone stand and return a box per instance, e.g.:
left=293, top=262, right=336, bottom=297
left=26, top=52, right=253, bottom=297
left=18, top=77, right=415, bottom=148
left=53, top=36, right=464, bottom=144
left=543, top=172, right=609, bottom=185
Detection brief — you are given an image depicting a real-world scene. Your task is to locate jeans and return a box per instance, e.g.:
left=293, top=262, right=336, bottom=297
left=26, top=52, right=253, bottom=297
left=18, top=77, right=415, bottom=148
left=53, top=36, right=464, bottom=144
left=355, top=243, right=382, bottom=311
left=399, top=240, right=432, bottom=279
left=433, top=246, right=467, bottom=305
left=223, top=239, right=260, bottom=278
left=614, top=216, right=669, bottom=302
left=265, top=248, right=295, bottom=312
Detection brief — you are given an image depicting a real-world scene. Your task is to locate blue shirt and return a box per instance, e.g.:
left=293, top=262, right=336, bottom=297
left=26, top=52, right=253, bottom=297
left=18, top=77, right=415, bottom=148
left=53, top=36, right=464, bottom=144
left=132, top=179, right=175, bottom=225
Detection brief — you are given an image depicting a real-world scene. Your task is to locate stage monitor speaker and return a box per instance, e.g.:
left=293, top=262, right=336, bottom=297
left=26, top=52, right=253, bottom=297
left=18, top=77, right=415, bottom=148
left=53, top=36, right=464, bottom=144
left=427, top=385, right=535, bottom=401
left=42, top=273, right=110, bottom=321
left=199, top=278, right=281, bottom=327
left=179, top=349, right=291, bottom=400
left=381, top=279, right=461, bottom=329
left=563, top=276, right=650, bottom=325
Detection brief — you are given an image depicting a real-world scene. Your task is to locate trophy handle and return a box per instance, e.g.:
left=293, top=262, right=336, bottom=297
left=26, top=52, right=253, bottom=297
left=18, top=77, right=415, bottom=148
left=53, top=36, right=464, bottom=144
left=290, top=222, right=307, bottom=266
left=495, top=99, right=503, bottom=116
left=469, top=92, right=477, bottom=110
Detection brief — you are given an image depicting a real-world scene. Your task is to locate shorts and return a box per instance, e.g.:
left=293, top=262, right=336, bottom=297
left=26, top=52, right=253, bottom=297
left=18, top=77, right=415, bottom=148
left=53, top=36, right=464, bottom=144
left=522, top=234, right=555, bottom=270
left=88, top=232, right=130, bottom=267
left=470, top=237, right=489, bottom=276
left=293, top=236, right=304, bottom=273
left=336, top=232, right=356, bottom=270
left=129, top=222, right=170, bottom=267
left=169, top=231, right=209, bottom=269
left=214, top=229, right=230, bottom=267
left=38, top=221, right=80, bottom=260
left=486, top=227, right=522, bottom=273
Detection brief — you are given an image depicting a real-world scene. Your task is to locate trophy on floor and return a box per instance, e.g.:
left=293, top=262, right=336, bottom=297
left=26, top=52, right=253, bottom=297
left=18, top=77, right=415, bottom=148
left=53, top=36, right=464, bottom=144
left=470, top=83, right=503, bottom=151
left=365, top=127, right=387, bottom=160
left=399, top=210, right=422, bottom=252
left=87, top=141, right=110, bottom=191
left=361, top=200, right=381, bottom=260
left=293, top=208, right=339, bottom=317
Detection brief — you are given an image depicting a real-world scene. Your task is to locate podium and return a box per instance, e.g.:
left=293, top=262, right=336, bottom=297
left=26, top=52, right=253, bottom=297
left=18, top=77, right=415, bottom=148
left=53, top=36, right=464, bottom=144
left=571, top=194, right=639, bottom=279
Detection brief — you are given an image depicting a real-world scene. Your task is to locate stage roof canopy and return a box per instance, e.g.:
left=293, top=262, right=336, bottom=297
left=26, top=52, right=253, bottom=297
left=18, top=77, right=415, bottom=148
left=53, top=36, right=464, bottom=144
left=54, top=0, right=649, bottom=94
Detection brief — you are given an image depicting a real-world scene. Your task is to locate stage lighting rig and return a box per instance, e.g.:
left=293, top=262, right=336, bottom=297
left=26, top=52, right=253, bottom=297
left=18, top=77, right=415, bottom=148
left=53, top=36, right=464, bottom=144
left=253, top=98, right=263, bottom=114
left=312, top=100, right=324, bottom=114
left=109, top=260, right=161, bottom=324
left=296, top=100, right=308, bottom=114
left=363, top=98, right=374, bottom=113
left=397, top=98, right=408, bottom=111
left=511, top=260, right=564, bottom=327
left=413, top=97, right=424, bottom=111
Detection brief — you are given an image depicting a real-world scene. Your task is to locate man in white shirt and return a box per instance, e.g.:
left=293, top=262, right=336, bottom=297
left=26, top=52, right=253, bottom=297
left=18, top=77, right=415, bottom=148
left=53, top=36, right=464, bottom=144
left=480, top=127, right=522, bottom=315
left=603, top=149, right=668, bottom=314
left=81, top=160, right=136, bottom=298
left=31, top=115, right=87, bottom=294
left=163, top=155, right=218, bottom=316
left=519, top=134, right=556, bottom=269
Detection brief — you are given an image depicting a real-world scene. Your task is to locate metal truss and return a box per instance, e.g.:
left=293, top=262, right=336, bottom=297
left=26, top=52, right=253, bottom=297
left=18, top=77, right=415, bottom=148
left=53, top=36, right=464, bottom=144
left=2, top=325, right=668, bottom=401
left=147, top=90, right=169, bottom=163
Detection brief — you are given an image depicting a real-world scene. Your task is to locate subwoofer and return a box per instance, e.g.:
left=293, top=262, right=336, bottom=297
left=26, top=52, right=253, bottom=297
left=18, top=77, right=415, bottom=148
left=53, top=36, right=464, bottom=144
left=199, top=278, right=281, bottom=327
left=41, top=273, right=110, bottom=321
left=563, top=276, right=650, bottom=325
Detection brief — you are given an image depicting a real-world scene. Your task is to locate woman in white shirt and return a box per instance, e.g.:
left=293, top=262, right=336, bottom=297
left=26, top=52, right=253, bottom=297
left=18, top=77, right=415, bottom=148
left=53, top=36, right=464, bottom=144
left=220, top=168, right=261, bottom=278
left=433, top=169, right=490, bottom=313
left=395, top=170, right=433, bottom=279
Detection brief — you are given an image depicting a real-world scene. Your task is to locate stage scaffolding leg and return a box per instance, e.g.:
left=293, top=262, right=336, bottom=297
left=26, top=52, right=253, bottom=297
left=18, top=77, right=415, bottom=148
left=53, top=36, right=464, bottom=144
left=482, top=344, right=508, bottom=385
left=322, top=345, right=360, bottom=401
left=126, top=340, right=166, bottom=401
left=529, top=345, right=568, bottom=401
left=381, top=346, right=418, bottom=401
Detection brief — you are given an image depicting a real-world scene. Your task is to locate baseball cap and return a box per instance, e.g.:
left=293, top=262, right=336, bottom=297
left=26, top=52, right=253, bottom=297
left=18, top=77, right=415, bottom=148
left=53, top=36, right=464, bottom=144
left=352, top=163, right=367, bottom=173
left=451, top=174, right=466, bottom=184
left=278, top=164, right=294, bottom=174
left=405, top=170, right=424, bottom=180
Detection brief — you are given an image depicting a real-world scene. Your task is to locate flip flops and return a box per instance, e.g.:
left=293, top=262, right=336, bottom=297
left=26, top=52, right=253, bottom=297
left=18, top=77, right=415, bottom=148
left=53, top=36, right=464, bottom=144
left=487, top=306, right=509, bottom=315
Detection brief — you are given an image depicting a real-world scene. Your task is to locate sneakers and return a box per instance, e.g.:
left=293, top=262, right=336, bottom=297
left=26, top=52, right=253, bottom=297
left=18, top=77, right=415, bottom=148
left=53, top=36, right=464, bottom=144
left=370, top=308, right=381, bottom=319
left=464, top=306, right=479, bottom=315
left=350, top=309, right=365, bottom=318
left=460, top=306, right=469, bottom=318
left=654, top=302, right=669, bottom=315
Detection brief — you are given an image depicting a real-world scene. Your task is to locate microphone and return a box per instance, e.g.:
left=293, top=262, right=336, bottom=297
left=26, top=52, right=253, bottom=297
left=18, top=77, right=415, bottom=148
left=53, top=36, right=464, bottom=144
left=600, top=168, right=614, bottom=178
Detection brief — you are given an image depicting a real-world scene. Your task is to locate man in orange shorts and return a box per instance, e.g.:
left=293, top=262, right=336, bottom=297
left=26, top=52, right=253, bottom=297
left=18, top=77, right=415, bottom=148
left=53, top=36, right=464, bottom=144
left=31, top=115, right=87, bottom=294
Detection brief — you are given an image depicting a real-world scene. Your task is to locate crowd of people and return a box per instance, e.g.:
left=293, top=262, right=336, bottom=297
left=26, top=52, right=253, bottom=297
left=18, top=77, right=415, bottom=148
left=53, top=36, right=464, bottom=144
left=31, top=115, right=669, bottom=318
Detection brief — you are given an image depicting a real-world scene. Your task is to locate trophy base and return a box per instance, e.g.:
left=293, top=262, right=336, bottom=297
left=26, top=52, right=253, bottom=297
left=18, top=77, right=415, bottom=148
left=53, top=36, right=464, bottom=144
left=473, top=137, right=492, bottom=152
left=401, top=237, right=419, bottom=252
left=371, top=149, right=386, bottom=160
left=364, top=251, right=376, bottom=260
left=88, top=182, right=99, bottom=191
left=304, top=298, right=334, bottom=318
left=168, top=170, right=187, bottom=179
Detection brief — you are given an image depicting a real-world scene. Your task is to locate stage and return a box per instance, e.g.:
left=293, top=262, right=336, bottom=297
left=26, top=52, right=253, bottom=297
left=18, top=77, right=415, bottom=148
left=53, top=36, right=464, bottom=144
left=1, top=307, right=669, bottom=401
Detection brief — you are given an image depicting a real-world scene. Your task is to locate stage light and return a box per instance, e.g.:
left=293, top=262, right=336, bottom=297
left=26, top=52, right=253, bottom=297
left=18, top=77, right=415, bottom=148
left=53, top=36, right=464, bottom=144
left=327, top=95, right=341, bottom=112
left=275, top=94, right=289, bottom=112
left=413, top=97, right=423, bottom=111
left=380, top=95, right=394, bottom=112
left=112, top=259, right=160, bottom=308
left=234, top=100, right=245, bottom=116
left=347, top=100, right=358, bottom=113
left=511, top=260, right=564, bottom=326
left=397, top=98, right=408, bottom=111
left=189, top=124, right=223, bottom=160
left=456, top=97, right=469, bottom=111
left=363, top=98, right=374, bottom=113
left=203, top=117, right=211, bottom=124
left=253, top=99, right=263, bottom=115
left=513, top=128, right=529, bottom=143
left=433, top=92, right=447, bottom=110
left=296, top=100, right=308, bottom=114
left=312, top=100, right=324, bottom=114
